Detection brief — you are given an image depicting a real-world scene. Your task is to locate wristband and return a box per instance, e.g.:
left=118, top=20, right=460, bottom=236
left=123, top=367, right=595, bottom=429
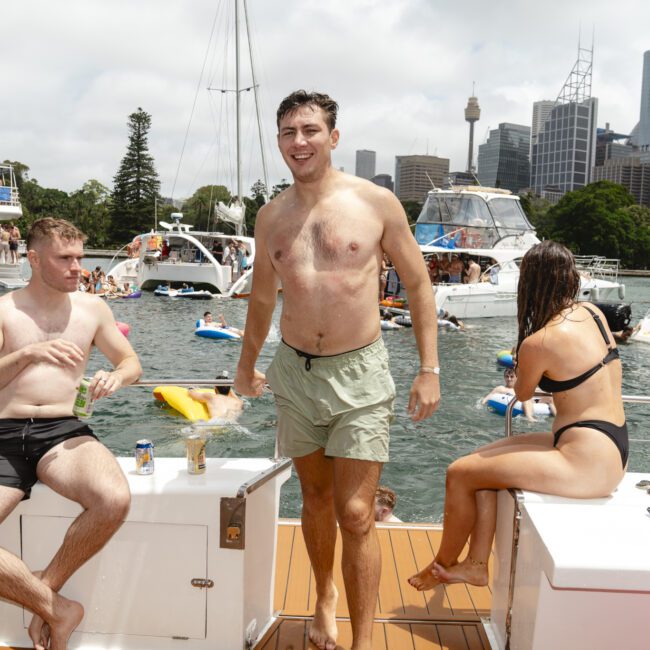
left=419, top=366, right=440, bottom=375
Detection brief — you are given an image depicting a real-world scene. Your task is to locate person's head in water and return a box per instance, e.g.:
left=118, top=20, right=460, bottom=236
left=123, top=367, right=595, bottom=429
left=204, top=311, right=213, bottom=324
left=276, top=90, right=339, bottom=132
left=516, top=240, right=580, bottom=355
left=504, top=368, right=516, bottom=388
left=216, top=370, right=230, bottom=395
left=374, top=486, right=397, bottom=522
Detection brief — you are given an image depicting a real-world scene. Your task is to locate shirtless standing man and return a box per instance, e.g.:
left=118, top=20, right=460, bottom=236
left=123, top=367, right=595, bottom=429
left=234, top=91, right=440, bottom=650
left=0, top=218, right=142, bottom=650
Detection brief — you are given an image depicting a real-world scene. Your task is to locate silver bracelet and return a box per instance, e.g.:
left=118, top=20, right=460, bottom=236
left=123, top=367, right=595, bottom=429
left=419, top=366, right=440, bottom=375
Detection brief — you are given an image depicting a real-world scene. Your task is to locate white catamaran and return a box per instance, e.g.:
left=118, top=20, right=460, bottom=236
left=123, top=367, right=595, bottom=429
left=110, top=0, right=268, bottom=299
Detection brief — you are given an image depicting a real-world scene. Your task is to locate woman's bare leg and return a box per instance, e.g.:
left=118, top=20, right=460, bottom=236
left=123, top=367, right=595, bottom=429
left=432, top=489, right=496, bottom=586
left=409, top=429, right=622, bottom=591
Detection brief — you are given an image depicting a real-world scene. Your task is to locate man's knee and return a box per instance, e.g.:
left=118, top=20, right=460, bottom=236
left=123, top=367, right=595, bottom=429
left=92, top=483, right=131, bottom=523
left=336, top=497, right=374, bottom=536
left=301, top=481, right=334, bottom=513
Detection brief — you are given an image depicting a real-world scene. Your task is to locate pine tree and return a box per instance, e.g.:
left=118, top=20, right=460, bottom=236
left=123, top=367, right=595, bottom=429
left=109, top=108, right=160, bottom=243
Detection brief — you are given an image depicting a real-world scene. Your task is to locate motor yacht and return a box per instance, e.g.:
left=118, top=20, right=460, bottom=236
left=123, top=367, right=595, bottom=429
left=411, top=186, right=625, bottom=318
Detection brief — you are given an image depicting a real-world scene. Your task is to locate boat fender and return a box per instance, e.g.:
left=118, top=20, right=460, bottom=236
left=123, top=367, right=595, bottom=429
left=618, top=284, right=625, bottom=300
left=590, top=286, right=600, bottom=301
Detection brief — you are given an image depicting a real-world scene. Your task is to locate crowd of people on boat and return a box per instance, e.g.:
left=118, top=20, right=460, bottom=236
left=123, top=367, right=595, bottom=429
left=77, top=266, right=135, bottom=297
left=0, top=91, right=631, bottom=650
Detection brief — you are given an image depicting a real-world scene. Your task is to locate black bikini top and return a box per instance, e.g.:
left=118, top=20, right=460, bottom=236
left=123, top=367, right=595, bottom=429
left=537, top=305, right=620, bottom=394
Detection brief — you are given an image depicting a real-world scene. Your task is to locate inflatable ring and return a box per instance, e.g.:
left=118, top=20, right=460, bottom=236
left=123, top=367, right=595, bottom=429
left=486, top=393, right=551, bottom=417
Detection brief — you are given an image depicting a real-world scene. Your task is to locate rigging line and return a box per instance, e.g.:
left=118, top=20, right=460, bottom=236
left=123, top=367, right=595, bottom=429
left=170, top=3, right=221, bottom=201
left=243, top=0, right=269, bottom=200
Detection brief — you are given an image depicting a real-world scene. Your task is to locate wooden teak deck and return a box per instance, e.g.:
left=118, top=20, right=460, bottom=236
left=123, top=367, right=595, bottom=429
left=1, top=521, right=492, bottom=650
left=256, top=520, right=493, bottom=650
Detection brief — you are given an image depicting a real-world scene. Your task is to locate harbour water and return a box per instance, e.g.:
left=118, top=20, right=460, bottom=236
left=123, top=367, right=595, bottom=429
left=4, top=267, right=650, bottom=522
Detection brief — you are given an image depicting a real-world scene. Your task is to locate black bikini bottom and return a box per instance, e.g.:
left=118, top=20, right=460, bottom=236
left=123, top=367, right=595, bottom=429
left=553, top=419, right=628, bottom=468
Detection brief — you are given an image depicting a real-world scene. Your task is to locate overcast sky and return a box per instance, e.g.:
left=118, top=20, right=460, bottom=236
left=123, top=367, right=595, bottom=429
left=2, top=0, right=648, bottom=201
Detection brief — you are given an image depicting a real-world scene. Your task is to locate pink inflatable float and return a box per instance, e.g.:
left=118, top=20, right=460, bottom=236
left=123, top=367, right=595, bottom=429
left=116, top=321, right=130, bottom=337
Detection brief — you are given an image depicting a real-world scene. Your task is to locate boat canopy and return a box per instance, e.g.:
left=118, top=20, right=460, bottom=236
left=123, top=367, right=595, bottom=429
left=415, top=189, right=535, bottom=250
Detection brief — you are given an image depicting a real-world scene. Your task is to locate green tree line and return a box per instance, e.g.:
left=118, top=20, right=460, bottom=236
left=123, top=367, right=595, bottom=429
left=520, top=181, right=650, bottom=269
left=3, top=108, right=290, bottom=247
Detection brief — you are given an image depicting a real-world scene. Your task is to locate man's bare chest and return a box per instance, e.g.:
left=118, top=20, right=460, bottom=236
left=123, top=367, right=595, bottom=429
left=3, top=309, right=94, bottom=353
left=269, top=216, right=379, bottom=270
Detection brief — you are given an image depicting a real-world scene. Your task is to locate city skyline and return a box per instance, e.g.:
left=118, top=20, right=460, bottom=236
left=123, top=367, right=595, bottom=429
left=1, top=0, right=649, bottom=199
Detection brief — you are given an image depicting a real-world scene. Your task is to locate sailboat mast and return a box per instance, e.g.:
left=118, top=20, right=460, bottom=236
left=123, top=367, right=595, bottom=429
left=243, top=0, right=270, bottom=202
left=235, top=0, right=242, bottom=204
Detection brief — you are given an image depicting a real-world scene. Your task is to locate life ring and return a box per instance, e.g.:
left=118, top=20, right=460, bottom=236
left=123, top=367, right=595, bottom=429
left=496, top=350, right=515, bottom=368
left=486, top=393, right=552, bottom=417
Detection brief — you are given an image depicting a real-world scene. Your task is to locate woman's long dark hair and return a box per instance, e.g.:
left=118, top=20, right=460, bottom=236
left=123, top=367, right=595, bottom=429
left=516, top=241, right=580, bottom=354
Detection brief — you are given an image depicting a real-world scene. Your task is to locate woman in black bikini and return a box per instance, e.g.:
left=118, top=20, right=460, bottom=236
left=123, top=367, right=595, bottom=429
left=409, top=240, right=627, bottom=591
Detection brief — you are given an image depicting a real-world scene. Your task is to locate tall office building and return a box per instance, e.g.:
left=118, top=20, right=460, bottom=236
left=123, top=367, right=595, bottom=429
left=530, top=44, right=598, bottom=199
left=630, top=50, right=650, bottom=152
left=394, top=155, right=449, bottom=202
left=370, top=174, right=393, bottom=191
left=355, top=150, right=376, bottom=179
left=477, top=123, right=531, bottom=193
left=592, top=158, right=650, bottom=207
left=531, top=101, right=555, bottom=151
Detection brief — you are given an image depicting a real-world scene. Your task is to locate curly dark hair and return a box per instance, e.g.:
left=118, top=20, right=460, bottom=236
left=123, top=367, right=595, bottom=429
left=276, top=90, right=339, bottom=131
left=516, top=240, right=580, bottom=355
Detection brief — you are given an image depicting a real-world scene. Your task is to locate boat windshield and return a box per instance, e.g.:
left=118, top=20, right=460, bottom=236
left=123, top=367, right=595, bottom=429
left=415, top=193, right=533, bottom=249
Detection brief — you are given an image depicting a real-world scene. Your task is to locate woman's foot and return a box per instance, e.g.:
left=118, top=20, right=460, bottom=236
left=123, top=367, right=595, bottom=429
left=408, top=562, right=441, bottom=591
left=309, top=585, right=338, bottom=650
left=431, top=557, right=489, bottom=587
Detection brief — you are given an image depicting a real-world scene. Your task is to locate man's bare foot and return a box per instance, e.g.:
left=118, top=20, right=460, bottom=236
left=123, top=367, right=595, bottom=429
left=48, top=597, right=84, bottom=650
left=431, top=558, right=489, bottom=587
left=407, top=562, right=441, bottom=591
left=27, top=571, right=84, bottom=650
left=28, top=571, right=49, bottom=650
left=309, top=586, right=338, bottom=650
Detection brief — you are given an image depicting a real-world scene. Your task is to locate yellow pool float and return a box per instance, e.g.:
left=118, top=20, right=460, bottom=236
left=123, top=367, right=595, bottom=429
left=153, top=386, right=212, bottom=421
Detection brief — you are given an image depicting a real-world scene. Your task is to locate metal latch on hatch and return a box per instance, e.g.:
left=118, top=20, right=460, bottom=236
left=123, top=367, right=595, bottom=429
left=190, top=578, right=214, bottom=588
left=220, top=497, right=246, bottom=550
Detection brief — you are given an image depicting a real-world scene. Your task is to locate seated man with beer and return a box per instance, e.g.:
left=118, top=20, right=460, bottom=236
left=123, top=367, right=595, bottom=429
left=0, top=218, right=142, bottom=650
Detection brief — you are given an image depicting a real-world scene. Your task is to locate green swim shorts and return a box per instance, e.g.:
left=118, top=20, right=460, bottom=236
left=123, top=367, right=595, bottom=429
left=265, top=338, right=395, bottom=462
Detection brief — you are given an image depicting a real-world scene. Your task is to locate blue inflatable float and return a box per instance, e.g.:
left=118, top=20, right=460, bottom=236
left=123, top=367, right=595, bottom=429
left=486, top=393, right=551, bottom=417
left=194, top=320, right=241, bottom=341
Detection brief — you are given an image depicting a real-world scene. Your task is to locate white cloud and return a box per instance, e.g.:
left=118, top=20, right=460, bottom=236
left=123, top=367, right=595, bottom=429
left=2, top=0, right=648, bottom=196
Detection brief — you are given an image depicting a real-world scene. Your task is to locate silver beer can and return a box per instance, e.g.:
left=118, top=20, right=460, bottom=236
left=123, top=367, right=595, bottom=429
left=135, top=439, right=155, bottom=475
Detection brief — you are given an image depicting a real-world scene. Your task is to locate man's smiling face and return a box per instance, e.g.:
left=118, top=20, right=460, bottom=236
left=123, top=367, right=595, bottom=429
left=277, top=104, right=339, bottom=182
